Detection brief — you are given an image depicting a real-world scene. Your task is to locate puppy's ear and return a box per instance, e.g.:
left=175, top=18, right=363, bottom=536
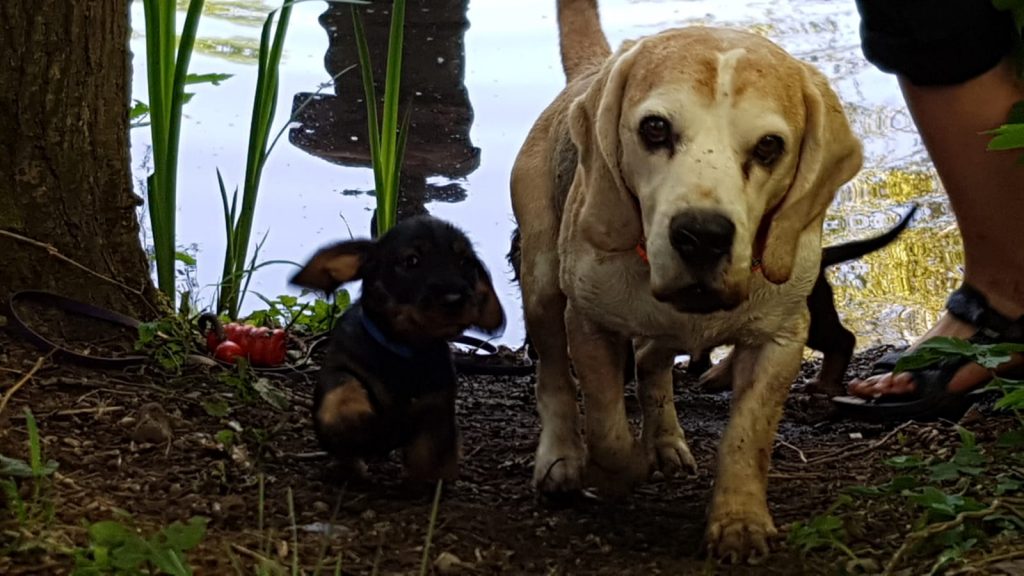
left=760, top=65, right=863, bottom=284
left=568, top=40, right=644, bottom=253
left=471, top=260, right=505, bottom=336
left=290, top=240, right=375, bottom=293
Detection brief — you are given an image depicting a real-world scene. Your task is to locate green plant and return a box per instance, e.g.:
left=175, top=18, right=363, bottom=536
left=248, top=292, right=350, bottom=334
left=131, top=73, right=232, bottom=130
left=991, top=1, right=1024, bottom=154
left=136, top=315, right=200, bottom=373
left=72, top=516, right=208, bottom=576
left=214, top=1, right=362, bottom=320
left=787, top=494, right=858, bottom=560
left=215, top=0, right=295, bottom=319
left=1, top=409, right=58, bottom=528
left=352, top=0, right=412, bottom=237
left=141, top=0, right=207, bottom=299
left=896, top=337, right=1024, bottom=423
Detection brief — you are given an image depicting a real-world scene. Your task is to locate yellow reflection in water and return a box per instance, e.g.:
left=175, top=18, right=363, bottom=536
left=825, top=168, right=964, bottom=351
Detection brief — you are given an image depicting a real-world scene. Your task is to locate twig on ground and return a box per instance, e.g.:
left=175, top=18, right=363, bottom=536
left=229, top=543, right=277, bottom=565
left=947, top=548, right=1024, bottom=575
left=805, top=421, right=915, bottom=466
left=0, top=229, right=157, bottom=314
left=776, top=438, right=807, bottom=463
left=883, top=500, right=1003, bottom=576
left=45, top=406, right=125, bottom=418
left=289, top=451, right=329, bottom=460
left=0, top=356, right=47, bottom=418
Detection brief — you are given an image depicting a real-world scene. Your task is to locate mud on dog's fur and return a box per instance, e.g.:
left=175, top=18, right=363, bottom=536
left=291, top=216, right=504, bottom=481
left=511, top=0, right=863, bottom=563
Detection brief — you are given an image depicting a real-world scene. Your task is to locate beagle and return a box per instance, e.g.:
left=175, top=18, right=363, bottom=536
left=510, top=0, right=862, bottom=563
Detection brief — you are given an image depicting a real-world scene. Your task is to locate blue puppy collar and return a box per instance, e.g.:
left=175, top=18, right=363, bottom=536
left=360, top=310, right=414, bottom=359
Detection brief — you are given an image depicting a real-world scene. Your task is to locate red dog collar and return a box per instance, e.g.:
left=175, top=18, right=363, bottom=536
left=635, top=238, right=763, bottom=273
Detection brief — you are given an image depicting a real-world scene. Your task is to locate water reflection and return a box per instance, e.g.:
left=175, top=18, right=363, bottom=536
left=289, top=0, right=479, bottom=229
left=129, top=0, right=969, bottom=352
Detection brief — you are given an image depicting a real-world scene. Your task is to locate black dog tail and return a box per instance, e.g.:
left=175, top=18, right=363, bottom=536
left=508, top=227, right=523, bottom=284
left=821, top=204, right=918, bottom=268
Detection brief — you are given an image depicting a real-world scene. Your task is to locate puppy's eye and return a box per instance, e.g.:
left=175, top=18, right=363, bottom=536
left=403, top=254, right=420, bottom=269
left=752, top=135, right=784, bottom=166
left=639, top=116, right=672, bottom=148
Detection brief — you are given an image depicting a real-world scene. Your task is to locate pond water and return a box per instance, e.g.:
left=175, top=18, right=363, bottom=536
left=130, top=0, right=963, bottom=351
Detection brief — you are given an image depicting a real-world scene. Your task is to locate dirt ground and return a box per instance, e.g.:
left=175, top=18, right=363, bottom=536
left=1, top=325, right=1021, bottom=575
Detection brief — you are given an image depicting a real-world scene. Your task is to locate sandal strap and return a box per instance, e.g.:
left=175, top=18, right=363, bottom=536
left=946, top=283, right=1024, bottom=341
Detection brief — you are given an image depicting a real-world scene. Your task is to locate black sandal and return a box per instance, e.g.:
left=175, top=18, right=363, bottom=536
left=832, top=283, right=1024, bottom=422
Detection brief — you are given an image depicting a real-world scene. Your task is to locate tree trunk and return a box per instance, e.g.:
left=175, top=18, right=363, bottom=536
left=0, top=0, right=158, bottom=319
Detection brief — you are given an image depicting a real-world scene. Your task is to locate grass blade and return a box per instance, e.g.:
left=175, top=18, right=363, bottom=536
left=379, top=0, right=406, bottom=234
left=352, top=7, right=385, bottom=236
left=418, top=480, right=443, bottom=576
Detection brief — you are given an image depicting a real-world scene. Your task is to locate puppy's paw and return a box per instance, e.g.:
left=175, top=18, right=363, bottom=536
left=705, top=508, right=777, bottom=565
left=645, top=431, right=697, bottom=478
left=533, top=433, right=586, bottom=494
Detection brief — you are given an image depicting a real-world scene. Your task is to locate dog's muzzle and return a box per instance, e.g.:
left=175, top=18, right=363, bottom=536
left=668, top=209, right=735, bottom=267
left=652, top=209, right=743, bottom=313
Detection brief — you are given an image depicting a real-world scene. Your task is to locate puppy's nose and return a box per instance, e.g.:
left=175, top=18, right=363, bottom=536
left=669, top=210, right=735, bottom=265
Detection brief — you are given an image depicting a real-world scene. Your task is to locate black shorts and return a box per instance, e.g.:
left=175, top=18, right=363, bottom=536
left=856, top=0, right=1018, bottom=86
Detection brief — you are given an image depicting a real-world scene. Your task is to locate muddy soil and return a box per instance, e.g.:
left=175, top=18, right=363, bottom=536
left=0, top=328, right=1019, bottom=575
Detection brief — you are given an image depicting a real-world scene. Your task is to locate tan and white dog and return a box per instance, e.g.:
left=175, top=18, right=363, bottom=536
left=510, top=0, right=862, bottom=563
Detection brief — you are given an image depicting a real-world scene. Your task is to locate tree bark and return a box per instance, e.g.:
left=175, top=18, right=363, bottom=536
left=0, top=0, right=158, bottom=318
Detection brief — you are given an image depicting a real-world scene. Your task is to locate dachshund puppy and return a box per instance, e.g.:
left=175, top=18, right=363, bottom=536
left=291, top=216, right=504, bottom=481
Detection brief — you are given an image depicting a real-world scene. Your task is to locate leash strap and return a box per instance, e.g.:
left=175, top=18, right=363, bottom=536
left=6, top=290, right=148, bottom=368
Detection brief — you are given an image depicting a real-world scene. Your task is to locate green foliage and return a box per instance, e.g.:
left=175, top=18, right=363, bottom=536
left=73, top=516, right=208, bottom=576
left=248, top=292, right=349, bottom=334
left=787, top=495, right=857, bottom=559
left=215, top=0, right=295, bottom=319
left=352, top=0, right=412, bottom=237
left=217, top=358, right=258, bottom=401
left=141, top=0, right=208, bottom=299
left=136, top=315, right=199, bottom=373
left=805, top=422, right=1024, bottom=572
left=895, top=337, right=1024, bottom=421
left=894, top=337, right=1024, bottom=372
left=988, top=0, right=1024, bottom=154
left=1, top=410, right=58, bottom=536
left=214, top=0, right=363, bottom=319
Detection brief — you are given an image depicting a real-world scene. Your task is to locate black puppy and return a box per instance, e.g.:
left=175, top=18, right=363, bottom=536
left=508, top=205, right=918, bottom=396
left=291, top=216, right=504, bottom=481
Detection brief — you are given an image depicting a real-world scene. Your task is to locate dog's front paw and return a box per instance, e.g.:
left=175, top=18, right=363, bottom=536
left=705, top=507, right=777, bottom=565
left=533, top=432, right=585, bottom=494
left=645, top=431, right=697, bottom=478
left=584, top=440, right=649, bottom=498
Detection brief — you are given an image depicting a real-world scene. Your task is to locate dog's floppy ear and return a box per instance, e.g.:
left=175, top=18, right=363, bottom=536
left=290, top=240, right=375, bottom=293
left=471, top=259, right=506, bottom=336
left=760, top=65, right=863, bottom=284
left=568, top=40, right=644, bottom=252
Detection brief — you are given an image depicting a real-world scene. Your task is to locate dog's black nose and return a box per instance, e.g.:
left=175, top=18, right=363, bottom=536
left=669, top=210, right=735, bottom=265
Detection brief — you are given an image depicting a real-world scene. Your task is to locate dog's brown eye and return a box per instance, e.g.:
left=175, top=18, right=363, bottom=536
left=753, top=135, right=784, bottom=166
left=404, top=254, right=420, bottom=269
left=639, top=116, right=672, bottom=148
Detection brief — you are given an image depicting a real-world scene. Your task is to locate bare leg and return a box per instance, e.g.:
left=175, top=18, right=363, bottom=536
left=850, top=56, right=1024, bottom=397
